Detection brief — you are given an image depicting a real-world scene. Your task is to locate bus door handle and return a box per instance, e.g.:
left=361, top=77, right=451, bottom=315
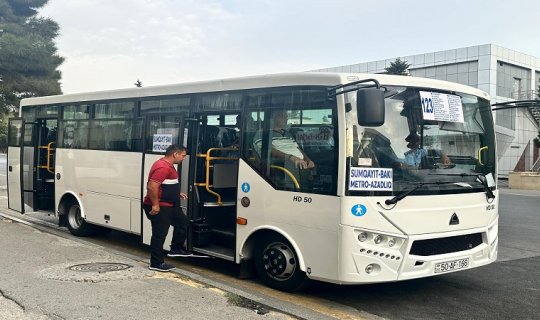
left=8, top=166, right=12, bottom=172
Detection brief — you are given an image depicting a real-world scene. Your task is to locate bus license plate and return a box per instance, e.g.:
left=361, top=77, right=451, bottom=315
left=434, top=258, right=470, bottom=273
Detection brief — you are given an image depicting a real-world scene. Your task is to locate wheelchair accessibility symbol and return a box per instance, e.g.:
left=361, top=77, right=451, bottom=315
left=241, top=182, right=250, bottom=193
left=351, top=204, right=367, bottom=217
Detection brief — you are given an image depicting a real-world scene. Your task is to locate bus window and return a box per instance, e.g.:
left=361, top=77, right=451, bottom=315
left=63, top=105, right=90, bottom=120
left=95, top=101, right=135, bottom=119
left=252, top=108, right=337, bottom=195
left=195, top=93, right=242, bottom=112
left=140, top=96, right=191, bottom=115
left=61, top=120, right=89, bottom=149
left=144, top=115, right=185, bottom=153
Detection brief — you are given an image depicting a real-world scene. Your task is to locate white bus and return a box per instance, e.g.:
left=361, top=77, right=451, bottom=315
left=7, top=73, right=498, bottom=291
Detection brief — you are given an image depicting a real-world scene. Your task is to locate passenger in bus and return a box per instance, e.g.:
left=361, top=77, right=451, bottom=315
left=143, top=144, right=191, bottom=272
left=229, top=114, right=242, bottom=148
left=253, top=110, right=315, bottom=170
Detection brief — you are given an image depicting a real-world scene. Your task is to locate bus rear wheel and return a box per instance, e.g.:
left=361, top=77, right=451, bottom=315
left=254, top=234, right=307, bottom=291
left=66, top=200, right=94, bottom=236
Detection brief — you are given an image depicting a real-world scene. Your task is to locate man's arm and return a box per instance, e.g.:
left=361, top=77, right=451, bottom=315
left=146, top=180, right=161, bottom=215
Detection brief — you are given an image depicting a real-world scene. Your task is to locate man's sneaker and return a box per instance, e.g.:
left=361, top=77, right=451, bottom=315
left=148, top=262, right=175, bottom=272
left=167, top=248, right=193, bottom=258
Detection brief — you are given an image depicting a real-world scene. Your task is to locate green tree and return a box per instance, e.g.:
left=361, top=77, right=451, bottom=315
left=0, top=0, right=64, bottom=151
left=385, top=58, right=411, bottom=75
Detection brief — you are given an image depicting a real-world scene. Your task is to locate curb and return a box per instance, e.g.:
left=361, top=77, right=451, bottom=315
left=0, top=210, right=346, bottom=320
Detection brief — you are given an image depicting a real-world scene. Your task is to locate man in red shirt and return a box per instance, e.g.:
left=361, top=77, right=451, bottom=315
left=143, top=144, right=190, bottom=272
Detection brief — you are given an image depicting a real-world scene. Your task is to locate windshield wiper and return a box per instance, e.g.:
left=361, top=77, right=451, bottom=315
left=428, top=172, right=495, bottom=201
left=384, top=181, right=455, bottom=206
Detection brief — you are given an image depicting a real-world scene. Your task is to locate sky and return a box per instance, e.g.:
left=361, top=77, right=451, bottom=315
left=39, top=0, right=540, bottom=94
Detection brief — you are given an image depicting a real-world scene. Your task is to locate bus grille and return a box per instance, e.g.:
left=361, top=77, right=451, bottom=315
left=409, top=233, right=483, bottom=256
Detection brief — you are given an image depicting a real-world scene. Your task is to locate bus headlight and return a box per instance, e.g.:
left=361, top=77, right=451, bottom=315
left=388, top=238, right=396, bottom=247
left=358, top=232, right=368, bottom=242
left=374, top=234, right=384, bottom=244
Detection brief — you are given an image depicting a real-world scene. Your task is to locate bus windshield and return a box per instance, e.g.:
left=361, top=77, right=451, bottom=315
left=348, top=86, right=496, bottom=196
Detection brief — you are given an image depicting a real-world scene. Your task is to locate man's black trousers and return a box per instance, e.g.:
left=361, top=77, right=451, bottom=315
left=143, top=204, right=188, bottom=267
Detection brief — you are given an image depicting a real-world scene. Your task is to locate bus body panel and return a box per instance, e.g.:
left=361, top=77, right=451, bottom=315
left=341, top=192, right=498, bottom=235
left=335, top=191, right=499, bottom=284
left=236, top=160, right=341, bottom=281
left=55, top=149, right=143, bottom=233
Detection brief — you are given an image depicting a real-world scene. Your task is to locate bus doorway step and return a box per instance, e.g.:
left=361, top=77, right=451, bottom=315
left=211, top=228, right=235, bottom=249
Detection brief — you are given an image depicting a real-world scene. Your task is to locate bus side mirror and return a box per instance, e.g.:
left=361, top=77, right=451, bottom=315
left=357, top=88, right=385, bottom=127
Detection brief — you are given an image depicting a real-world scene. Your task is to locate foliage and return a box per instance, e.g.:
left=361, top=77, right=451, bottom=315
left=384, top=58, right=411, bottom=75
left=0, top=0, right=64, bottom=151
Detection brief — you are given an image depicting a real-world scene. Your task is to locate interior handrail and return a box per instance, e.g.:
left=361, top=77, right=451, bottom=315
left=270, top=165, right=300, bottom=189
left=195, top=147, right=238, bottom=206
left=37, top=142, right=56, bottom=174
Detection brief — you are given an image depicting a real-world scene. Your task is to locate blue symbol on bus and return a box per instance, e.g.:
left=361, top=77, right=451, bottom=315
left=351, top=204, right=367, bottom=217
left=241, top=183, right=250, bottom=193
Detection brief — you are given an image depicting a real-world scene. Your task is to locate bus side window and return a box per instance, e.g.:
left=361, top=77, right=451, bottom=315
left=72, top=122, right=89, bottom=149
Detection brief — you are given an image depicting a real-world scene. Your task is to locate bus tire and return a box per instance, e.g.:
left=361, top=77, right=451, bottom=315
left=66, top=200, right=94, bottom=237
left=254, top=234, right=307, bottom=292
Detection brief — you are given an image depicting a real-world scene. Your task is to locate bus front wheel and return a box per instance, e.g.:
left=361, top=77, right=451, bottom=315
left=254, top=234, right=307, bottom=291
left=66, top=200, right=94, bottom=236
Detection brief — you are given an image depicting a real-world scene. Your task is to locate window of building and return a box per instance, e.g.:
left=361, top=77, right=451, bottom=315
left=496, top=108, right=516, bottom=130
left=496, top=62, right=531, bottom=99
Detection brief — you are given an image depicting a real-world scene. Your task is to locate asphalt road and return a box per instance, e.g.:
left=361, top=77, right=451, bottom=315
left=1, top=153, right=539, bottom=319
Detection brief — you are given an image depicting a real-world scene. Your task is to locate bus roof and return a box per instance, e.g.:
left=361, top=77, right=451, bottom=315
left=20, top=72, right=490, bottom=107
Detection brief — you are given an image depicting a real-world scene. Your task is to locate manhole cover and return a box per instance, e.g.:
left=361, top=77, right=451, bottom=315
left=67, top=262, right=132, bottom=273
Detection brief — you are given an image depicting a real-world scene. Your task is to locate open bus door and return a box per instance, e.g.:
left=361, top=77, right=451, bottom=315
left=7, top=118, right=57, bottom=214
left=7, top=118, right=24, bottom=213
left=187, top=113, right=239, bottom=261
left=141, top=113, right=189, bottom=249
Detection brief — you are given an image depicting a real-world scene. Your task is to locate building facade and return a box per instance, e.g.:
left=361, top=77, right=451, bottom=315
left=314, top=44, right=540, bottom=177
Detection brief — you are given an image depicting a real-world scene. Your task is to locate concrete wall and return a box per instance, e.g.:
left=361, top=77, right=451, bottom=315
left=508, top=172, right=540, bottom=190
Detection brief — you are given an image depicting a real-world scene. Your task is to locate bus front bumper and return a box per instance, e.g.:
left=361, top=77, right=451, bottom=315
left=335, top=222, right=498, bottom=284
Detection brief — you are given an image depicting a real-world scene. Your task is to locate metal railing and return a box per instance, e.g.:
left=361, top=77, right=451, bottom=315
left=510, top=90, right=538, bottom=100
left=533, top=158, right=540, bottom=172
left=194, top=147, right=238, bottom=206
left=37, top=142, right=56, bottom=174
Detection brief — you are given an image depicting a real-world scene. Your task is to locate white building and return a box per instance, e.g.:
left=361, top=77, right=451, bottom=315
left=314, top=44, right=540, bottom=177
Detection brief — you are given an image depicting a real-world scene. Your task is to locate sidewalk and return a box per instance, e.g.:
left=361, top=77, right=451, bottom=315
left=0, top=215, right=295, bottom=320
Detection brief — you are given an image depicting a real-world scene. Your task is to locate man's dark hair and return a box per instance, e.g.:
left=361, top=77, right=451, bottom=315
left=165, top=144, right=187, bottom=156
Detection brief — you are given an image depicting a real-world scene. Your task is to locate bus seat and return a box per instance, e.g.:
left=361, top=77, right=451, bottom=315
left=213, top=163, right=238, bottom=188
